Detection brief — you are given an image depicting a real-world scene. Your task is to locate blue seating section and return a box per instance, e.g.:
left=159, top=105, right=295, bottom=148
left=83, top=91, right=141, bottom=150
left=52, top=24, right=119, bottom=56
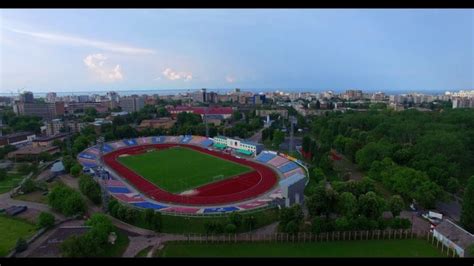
left=181, top=135, right=193, bottom=143
left=278, top=162, right=299, bottom=173
left=200, top=139, right=213, bottom=147
left=151, top=136, right=164, bottom=143
left=132, top=202, right=168, bottom=210
left=256, top=152, right=276, bottom=163
left=80, top=161, right=98, bottom=168
left=203, top=207, right=240, bottom=213
left=107, top=187, right=131, bottom=193
left=101, top=144, right=114, bottom=153
left=79, top=152, right=96, bottom=160
left=123, top=139, right=138, bottom=146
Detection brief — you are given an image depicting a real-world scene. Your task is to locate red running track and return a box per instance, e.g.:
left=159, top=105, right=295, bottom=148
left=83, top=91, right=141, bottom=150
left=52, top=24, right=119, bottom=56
left=102, top=143, right=278, bottom=205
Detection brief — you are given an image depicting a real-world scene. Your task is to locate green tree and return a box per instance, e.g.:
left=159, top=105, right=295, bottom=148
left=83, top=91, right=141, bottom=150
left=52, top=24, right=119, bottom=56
left=337, top=192, right=357, bottom=217
left=70, top=164, right=82, bottom=177
left=358, top=192, right=384, bottom=219
left=48, top=185, right=86, bottom=217
left=78, top=175, right=102, bottom=204
left=302, top=135, right=311, bottom=153
left=466, top=244, right=474, bottom=257
left=228, top=212, right=243, bottom=228
left=388, top=195, right=405, bottom=217
left=461, top=176, right=474, bottom=233
left=272, top=130, right=285, bottom=149
left=0, top=169, right=6, bottom=182
left=334, top=216, right=351, bottom=231
left=243, top=215, right=256, bottom=231
left=224, top=223, right=237, bottom=233
left=17, top=163, right=31, bottom=175
left=20, top=178, right=36, bottom=193
left=37, top=212, right=55, bottom=229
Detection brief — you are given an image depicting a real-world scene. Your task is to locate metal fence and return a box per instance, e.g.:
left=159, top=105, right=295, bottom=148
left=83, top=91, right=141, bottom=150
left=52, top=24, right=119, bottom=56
left=165, top=229, right=457, bottom=257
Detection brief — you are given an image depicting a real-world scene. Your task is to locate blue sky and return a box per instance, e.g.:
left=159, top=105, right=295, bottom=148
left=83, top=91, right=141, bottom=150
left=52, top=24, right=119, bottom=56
left=0, top=9, right=473, bottom=93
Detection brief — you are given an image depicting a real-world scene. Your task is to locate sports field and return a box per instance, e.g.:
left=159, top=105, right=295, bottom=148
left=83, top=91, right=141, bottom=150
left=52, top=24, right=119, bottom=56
left=117, top=147, right=252, bottom=193
left=158, top=239, right=444, bottom=257
left=0, top=215, right=36, bottom=256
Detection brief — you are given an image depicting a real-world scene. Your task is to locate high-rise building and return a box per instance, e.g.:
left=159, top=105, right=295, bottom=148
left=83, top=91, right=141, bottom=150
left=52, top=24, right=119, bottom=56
left=46, top=92, right=57, bottom=103
left=78, top=95, right=90, bottom=102
left=119, top=95, right=145, bottom=113
left=20, top=91, right=34, bottom=103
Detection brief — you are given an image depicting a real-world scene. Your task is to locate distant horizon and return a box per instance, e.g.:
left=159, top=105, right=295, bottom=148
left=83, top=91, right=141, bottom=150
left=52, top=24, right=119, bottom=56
left=0, top=87, right=462, bottom=98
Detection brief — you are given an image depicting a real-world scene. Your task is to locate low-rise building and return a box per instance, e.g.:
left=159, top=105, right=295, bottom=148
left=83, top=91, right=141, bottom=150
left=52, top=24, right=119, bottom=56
left=0, top=132, right=36, bottom=148
left=13, top=101, right=65, bottom=121
left=66, top=101, right=110, bottom=114
left=137, top=118, right=176, bottom=131
left=32, top=133, right=70, bottom=148
left=212, top=136, right=263, bottom=156
left=167, top=106, right=233, bottom=119
left=46, top=119, right=86, bottom=136
left=7, top=145, right=60, bottom=160
left=433, top=219, right=474, bottom=257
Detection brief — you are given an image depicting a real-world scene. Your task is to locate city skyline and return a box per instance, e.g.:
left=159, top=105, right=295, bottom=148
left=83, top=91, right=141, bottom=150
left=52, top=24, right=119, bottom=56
left=1, top=9, right=473, bottom=92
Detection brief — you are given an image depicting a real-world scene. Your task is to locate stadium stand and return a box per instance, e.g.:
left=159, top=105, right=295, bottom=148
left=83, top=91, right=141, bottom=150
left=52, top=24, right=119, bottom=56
left=267, top=156, right=289, bottom=167
left=78, top=152, right=97, bottom=160
left=200, top=139, right=213, bottom=147
left=132, top=202, right=168, bottom=210
left=180, top=135, right=193, bottom=144
left=202, top=206, right=240, bottom=213
left=278, top=161, right=299, bottom=173
left=152, top=136, right=165, bottom=144
left=123, top=138, right=138, bottom=146
left=283, top=167, right=305, bottom=178
left=256, top=152, right=277, bottom=163
left=107, top=187, right=131, bottom=193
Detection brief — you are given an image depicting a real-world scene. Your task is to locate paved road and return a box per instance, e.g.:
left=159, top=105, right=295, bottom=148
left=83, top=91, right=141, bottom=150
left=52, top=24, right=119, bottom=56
left=248, top=128, right=265, bottom=143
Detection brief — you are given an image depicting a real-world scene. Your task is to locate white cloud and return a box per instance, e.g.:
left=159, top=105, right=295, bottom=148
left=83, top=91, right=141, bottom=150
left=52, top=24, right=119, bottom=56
left=83, top=54, right=123, bottom=82
left=5, top=27, right=155, bottom=55
left=226, top=75, right=236, bottom=83
left=162, top=68, right=192, bottom=81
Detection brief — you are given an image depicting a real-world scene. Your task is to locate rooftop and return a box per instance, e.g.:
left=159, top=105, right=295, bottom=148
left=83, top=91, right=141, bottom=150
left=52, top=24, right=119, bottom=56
left=435, top=219, right=474, bottom=250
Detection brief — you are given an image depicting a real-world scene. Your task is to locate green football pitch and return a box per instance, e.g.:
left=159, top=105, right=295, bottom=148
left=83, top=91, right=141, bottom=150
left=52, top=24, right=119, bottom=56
left=117, top=146, right=252, bottom=193
left=158, top=239, right=445, bottom=257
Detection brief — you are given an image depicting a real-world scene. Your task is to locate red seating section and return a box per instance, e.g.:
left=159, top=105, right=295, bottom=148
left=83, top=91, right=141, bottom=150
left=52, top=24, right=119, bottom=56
left=102, top=144, right=278, bottom=205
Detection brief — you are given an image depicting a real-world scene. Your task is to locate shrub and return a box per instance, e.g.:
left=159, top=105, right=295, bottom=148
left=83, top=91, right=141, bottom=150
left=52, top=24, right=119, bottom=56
left=15, top=237, right=28, bottom=253
left=37, top=212, right=55, bottom=229
left=225, top=223, right=237, bottom=233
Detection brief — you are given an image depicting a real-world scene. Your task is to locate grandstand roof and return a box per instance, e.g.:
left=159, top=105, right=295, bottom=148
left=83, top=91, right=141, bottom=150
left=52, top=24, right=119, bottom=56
left=213, top=143, right=227, bottom=149
left=236, top=149, right=253, bottom=155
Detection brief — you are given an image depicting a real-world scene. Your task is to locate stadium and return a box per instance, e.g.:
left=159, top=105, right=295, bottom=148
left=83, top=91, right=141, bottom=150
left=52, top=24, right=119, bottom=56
left=77, top=135, right=308, bottom=215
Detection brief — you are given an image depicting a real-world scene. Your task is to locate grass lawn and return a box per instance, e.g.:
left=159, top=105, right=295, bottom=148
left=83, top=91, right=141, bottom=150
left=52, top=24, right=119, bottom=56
left=13, top=191, right=49, bottom=204
left=135, top=246, right=152, bottom=257
left=0, top=173, right=23, bottom=194
left=157, top=239, right=444, bottom=257
left=117, top=146, right=251, bottom=193
left=0, top=215, right=37, bottom=257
